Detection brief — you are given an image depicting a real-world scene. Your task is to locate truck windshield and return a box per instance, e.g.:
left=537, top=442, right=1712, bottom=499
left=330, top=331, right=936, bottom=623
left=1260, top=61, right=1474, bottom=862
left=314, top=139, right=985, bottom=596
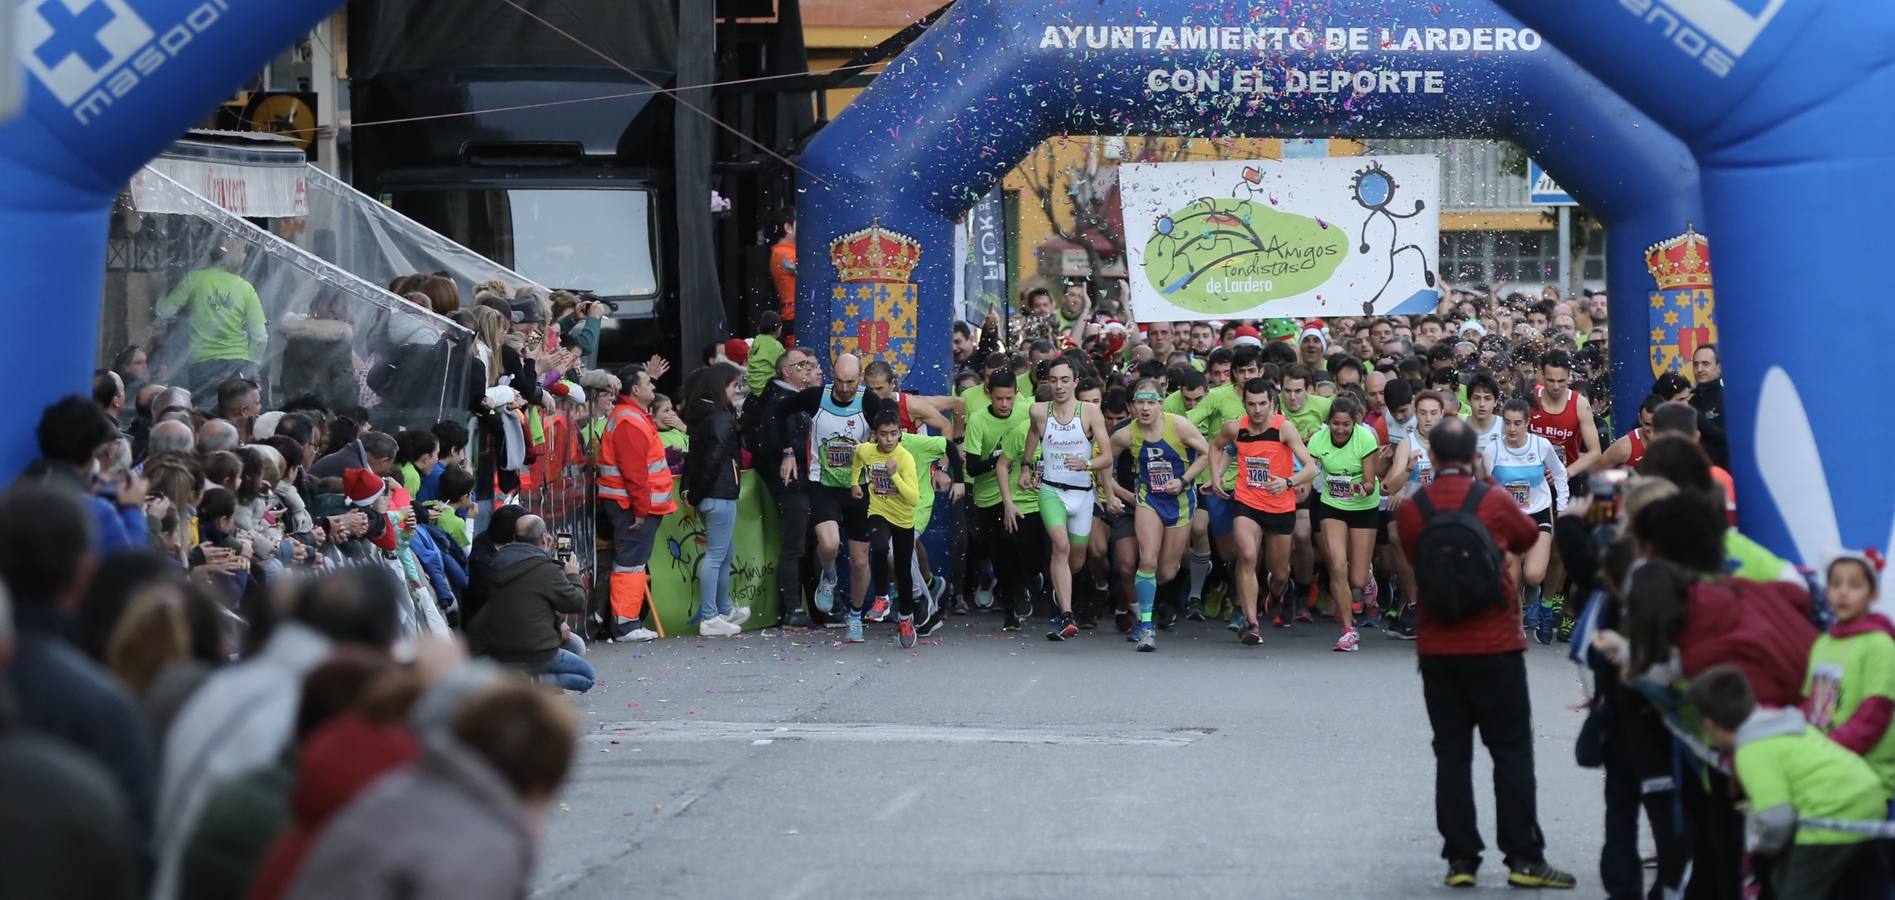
left=393, top=188, right=658, bottom=297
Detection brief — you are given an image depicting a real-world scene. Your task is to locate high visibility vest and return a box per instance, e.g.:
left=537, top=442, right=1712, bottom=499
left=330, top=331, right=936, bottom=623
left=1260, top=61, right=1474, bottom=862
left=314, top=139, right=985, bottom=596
left=598, top=399, right=677, bottom=516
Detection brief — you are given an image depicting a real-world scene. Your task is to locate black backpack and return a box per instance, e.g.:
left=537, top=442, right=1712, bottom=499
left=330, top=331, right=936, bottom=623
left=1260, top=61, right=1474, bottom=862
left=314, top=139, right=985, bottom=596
left=1411, top=482, right=1507, bottom=623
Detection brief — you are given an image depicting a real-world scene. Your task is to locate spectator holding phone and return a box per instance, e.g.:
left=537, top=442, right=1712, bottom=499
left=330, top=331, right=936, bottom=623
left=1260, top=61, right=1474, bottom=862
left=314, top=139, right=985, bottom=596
left=465, top=514, right=594, bottom=692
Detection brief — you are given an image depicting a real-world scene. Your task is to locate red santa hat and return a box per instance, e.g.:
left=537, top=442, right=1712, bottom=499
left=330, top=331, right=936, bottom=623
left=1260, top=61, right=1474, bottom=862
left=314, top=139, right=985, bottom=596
left=344, top=468, right=386, bottom=507
left=1231, top=325, right=1263, bottom=348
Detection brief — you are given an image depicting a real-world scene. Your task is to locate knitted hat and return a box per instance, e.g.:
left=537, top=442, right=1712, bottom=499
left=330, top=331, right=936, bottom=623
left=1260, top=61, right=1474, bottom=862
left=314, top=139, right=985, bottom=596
left=1263, top=318, right=1298, bottom=342
left=1231, top=325, right=1263, bottom=348
left=343, top=468, right=386, bottom=507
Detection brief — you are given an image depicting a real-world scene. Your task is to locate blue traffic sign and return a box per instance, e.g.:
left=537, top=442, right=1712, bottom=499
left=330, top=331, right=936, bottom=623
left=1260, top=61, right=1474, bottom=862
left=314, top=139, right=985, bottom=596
left=1527, top=159, right=1578, bottom=206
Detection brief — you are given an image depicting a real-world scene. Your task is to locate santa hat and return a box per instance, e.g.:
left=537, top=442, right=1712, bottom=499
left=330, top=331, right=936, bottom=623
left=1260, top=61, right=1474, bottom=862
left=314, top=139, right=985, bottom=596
left=343, top=468, right=386, bottom=507
left=1102, top=319, right=1126, bottom=334
left=1457, top=320, right=1488, bottom=338
left=1231, top=325, right=1263, bottom=348
left=1298, top=323, right=1328, bottom=350
left=723, top=338, right=750, bottom=365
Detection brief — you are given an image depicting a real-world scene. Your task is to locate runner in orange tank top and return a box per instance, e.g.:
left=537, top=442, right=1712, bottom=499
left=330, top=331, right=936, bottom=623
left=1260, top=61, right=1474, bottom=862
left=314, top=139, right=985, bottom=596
left=1210, top=378, right=1319, bottom=643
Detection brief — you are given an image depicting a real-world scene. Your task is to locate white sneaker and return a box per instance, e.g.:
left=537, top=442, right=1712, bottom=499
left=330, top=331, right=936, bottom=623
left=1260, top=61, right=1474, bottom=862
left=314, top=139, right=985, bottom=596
left=610, top=623, right=658, bottom=643
left=699, top=616, right=740, bottom=637
left=724, top=607, right=752, bottom=627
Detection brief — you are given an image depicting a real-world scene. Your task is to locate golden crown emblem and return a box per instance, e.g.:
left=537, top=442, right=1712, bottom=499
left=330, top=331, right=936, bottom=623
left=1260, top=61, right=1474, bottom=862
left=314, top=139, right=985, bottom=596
left=1644, top=223, right=1712, bottom=291
left=829, top=219, right=923, bottom=283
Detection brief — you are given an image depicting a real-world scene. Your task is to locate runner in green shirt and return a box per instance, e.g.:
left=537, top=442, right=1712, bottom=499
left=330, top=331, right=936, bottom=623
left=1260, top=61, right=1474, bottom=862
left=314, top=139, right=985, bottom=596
left=1305, top=395, right=1382, bottom=653
left=962, top=372, right=1033, bottom=629
left=1802, top=555, right=1895, bottom=791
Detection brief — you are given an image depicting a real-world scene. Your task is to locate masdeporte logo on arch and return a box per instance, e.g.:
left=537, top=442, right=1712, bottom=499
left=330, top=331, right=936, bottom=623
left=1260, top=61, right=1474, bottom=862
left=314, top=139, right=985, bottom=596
left=1619, top=0, right=1786, bottom=77
left=19, top=0, right=231, bottom=125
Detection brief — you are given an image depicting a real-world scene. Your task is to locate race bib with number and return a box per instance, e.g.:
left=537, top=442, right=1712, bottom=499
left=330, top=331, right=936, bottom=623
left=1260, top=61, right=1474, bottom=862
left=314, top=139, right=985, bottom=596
left=1243, top=456, right=1271, bottom=489
left=1505, top=481, right=1532, bottom=507
left=1326, top=475, right=1353, bottom=499
left=1146, top=459, right=1174, bottom=489
left=1807, top=663, right=1844, bottom=730
left=824, top=439, right=856, bottom=470
left=1416, top=461, right=1434, bottom=485
left=869, top=463, right=894, bottom=496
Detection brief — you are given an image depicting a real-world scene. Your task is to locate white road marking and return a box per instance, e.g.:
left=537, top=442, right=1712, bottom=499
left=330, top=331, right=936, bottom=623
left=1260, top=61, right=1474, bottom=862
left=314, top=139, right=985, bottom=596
left=586, top=721, right=1211, bottom=747
left=875, top=786, right=923, bottom=822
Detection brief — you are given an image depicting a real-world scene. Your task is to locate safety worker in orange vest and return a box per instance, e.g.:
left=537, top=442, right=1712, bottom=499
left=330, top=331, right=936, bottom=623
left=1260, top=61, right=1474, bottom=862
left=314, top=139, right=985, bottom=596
left=599, top=363, right=677, bottom=641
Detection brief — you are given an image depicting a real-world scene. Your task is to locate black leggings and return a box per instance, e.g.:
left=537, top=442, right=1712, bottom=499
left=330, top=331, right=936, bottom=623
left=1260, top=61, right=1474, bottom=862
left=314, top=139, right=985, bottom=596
left=867, top=515, right=916, bottom=618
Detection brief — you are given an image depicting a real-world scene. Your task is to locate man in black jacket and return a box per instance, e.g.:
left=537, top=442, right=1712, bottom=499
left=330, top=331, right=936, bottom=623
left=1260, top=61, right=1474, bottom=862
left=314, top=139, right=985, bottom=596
left=744, top=346, right=823, bottom=627
left=1687, top=344, right=1727, bottom=470
left=469, top=514, right=594, bottom=692
left=309, top=430, right=398, bottom=481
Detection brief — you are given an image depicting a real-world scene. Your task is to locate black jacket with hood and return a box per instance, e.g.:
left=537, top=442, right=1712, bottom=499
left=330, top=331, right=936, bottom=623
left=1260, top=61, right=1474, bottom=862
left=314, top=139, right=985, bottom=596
left=468, top=542, right=586, bottom=665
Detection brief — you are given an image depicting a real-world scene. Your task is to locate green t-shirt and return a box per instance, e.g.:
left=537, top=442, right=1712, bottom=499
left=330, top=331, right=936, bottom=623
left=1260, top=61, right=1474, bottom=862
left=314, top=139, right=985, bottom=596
left=1805, top=629, right=1895, bottom=792
left=1724, top=530, right=1798, bottom=582
left=1000, top=425, right=1040, bottom=514
left=964, top=407, right=1026, bottom=509
left=901, top=433, right=949, bottom=532
left=1735, top=717, right=1889, bottom=845
left=1307, top=422, right=1381, bottom=511
left=400, top=462, right=423, bottom=497
left=157, top=268, right=268, bottom=363
left=660, top=429, right=689, bottom=452
left=1166, top=385, right=1245, bottom=489
left=961, top=384, right=990, bottom=425
left=746, top=334, right=785, bottom=397
left=1283, top=393, right=1334, bottom=448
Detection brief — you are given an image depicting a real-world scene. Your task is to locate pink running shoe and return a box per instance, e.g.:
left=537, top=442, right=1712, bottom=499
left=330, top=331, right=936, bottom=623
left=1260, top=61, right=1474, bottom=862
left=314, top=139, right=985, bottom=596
left=1333, top=628, right=1361, bottom=653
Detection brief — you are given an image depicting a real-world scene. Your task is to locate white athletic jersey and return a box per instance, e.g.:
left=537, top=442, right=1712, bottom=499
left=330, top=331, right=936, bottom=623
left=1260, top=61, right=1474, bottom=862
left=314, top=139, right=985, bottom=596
left=1482, top=434, right=1570, bottom=515
left=1039, top=403, right=1094, bottom=490
left=1385, top=414, right=1417, bottom=449
left=1471, top=416, right=1504, bottom=456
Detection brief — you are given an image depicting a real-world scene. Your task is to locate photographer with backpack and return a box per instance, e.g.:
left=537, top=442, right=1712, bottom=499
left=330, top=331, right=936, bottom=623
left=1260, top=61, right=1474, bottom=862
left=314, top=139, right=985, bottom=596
left=1394, top=417, right=1579, bottom=891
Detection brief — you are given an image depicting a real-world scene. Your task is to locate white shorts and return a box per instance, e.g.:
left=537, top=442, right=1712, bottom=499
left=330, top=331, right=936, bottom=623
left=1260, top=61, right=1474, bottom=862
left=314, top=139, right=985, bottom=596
left=1038, top=482, right=1095, bottom=542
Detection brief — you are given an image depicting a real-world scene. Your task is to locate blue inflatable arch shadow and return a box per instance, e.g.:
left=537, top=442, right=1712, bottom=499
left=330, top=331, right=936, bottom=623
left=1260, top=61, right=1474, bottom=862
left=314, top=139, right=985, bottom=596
left=0, top=0, right=342, bottom=478
left=797, top=0, right=1700, bottom=427
left=1482, top=1, right=1895, bottom=596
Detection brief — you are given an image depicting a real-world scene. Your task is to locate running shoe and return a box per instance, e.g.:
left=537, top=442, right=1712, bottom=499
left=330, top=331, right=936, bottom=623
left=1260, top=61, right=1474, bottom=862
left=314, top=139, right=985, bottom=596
left=1272, top=607, right=1291, bottom=629
left=1002, top=612, right=1021, bottom=632
left=1115, top=609, right=1136, bottom=634
left=1240, top=622, right=1263, bottom=646
left=1333, top=628, right=1360, bottom=652
left=1295, top=608, right=1314, bottom=624
left=1534, top=602, right=1556, bottom=645
left=973, top=587, right=995, bottom=610
left=1077, top=609, right=1098, bottom=630
left=1012, top=588, right=1033, bottom=621
left=844, top=611, right=865, bottom=643
left=783, top=606, right=814, bottom=629
left=815, top=570, right=838, bottom=613
left=918, top=612, right=947, bottom=637
left=1556, top=610, right=1576, bottom=643
left=1046, top=615, right=1066, bottom=642
left=1134, top=624, right=1157, bottom=652
left=1444, top=859, right=1478, bottom=889
left=1505, top=862, right=1576, bottom=889
left=1058, top=614, right=1079, bottom=640
left=866, top=596, right=891, bottom=623
left=929, top=576, right=948, bottom=605
left=1227, top=606, right=1245, bottom=632
left=1361, top=579, right=1379, bottom=615
left=897, top=615, right=917, bottom=649
left=1186, top=599, right=1207, bottom=622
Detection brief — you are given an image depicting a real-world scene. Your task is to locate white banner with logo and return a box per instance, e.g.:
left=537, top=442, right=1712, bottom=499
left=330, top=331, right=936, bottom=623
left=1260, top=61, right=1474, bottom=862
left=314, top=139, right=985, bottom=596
left=1119, top=155, right=1440, bottom=321
left=132, top=156, right=308, bottom=219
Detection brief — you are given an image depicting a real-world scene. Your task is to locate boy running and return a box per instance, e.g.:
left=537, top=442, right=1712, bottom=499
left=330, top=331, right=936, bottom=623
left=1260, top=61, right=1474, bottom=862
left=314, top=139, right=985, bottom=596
left=851, top=412, right=922, bottom=648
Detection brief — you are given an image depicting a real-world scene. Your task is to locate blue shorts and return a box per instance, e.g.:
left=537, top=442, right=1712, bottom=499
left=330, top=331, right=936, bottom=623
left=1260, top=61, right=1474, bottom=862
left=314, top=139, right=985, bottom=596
left=1202, top=490, right=1236, bottom=539
left=1139, top=484, right=1198, bottom=530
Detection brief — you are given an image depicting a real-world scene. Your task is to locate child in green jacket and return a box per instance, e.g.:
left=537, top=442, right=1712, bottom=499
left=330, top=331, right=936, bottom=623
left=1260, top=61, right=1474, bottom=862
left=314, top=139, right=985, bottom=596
left=1692, top=665, right=1889, bottom=898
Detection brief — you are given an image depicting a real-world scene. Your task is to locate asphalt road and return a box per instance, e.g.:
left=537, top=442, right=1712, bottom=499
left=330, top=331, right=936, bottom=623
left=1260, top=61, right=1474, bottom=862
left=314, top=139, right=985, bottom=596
left=533, top=612, right=1607, bottom=898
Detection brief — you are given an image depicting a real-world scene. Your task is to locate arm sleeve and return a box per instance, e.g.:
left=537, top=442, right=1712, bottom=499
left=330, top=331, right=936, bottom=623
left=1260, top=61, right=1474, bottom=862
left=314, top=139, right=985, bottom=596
left=1544, top=439, right=1571, bottom=512
left=944, top=438, right=964, bottom=482
left=895, top=451, right=920, bottom=506
left=1829, top=696, right=1895, bottom=755
left=552, top=569, right=589, bottom=614
left=851, top=445, right=866, bottom=486
left=785, top=386, right=824, bottom=416
left=243, top=286, right=268, bottom=360
left=1734, top=745, right=1796, bottom=853
left=156, top=273, right=191, bottom=321
left=621, top=425, right=653, bottom=516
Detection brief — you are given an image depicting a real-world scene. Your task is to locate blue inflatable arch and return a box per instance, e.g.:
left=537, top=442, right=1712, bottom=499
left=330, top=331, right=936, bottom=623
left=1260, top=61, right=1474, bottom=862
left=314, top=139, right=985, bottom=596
left=0, top=0, right=342, bottom=477
left=798, top=0, right=1703, bottom=433
left=1482, top=0, right=1895, bottom=588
